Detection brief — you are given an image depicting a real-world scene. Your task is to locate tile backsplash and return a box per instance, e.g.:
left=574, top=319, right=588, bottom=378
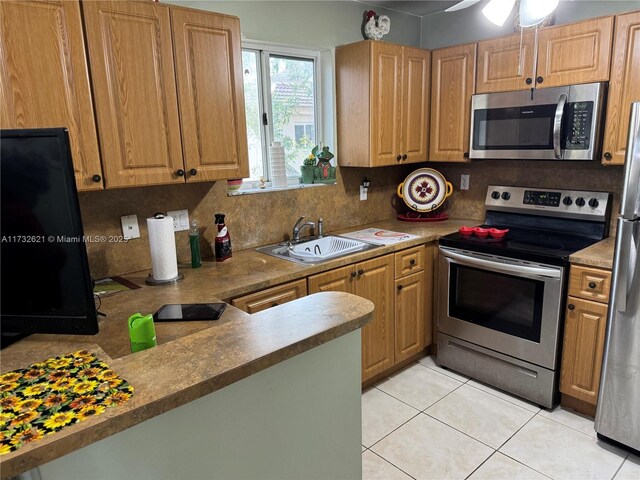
left=81, top=160, right=625, bottom=278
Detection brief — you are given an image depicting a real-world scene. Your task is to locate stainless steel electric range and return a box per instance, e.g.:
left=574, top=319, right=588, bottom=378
left=437, top=185, right=612, bottom=408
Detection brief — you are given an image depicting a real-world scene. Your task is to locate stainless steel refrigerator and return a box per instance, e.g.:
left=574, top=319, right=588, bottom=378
left=595, top=102, right=640, bottom=451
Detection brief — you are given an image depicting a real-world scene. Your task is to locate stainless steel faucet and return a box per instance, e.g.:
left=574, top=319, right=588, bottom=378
left=292, top=216, right=315, bottom=243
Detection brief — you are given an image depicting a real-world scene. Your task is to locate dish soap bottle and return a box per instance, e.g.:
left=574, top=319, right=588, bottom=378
left=189, top=221, right=202, bottom=268
left=214, top=213, right=232, bottom=262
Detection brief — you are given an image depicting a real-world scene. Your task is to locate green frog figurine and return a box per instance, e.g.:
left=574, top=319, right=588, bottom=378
left=313, top=146, right=336, bottom=184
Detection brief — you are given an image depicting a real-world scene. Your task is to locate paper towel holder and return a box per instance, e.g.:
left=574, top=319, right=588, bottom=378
left=145, top=213, right=185, bottom=286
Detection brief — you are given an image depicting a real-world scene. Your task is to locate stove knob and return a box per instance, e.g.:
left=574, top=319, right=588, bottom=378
left=491, top=191, right=501, bottom=200
left=501, top=192, right=511, bottom=201
left=575, top=197, right=586, bottom=207
left=588, top=198, right=599, bottom=208
left=563, top=196, right=573, bottom=206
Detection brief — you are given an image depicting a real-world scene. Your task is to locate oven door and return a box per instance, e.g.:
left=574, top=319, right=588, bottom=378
left=438, top=246, right=565, bottom=369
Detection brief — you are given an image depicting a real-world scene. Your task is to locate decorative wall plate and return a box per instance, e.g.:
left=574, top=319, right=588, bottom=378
left=397, top=168, right=453, bottom=213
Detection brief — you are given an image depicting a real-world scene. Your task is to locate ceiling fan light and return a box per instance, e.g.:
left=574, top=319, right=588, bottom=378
left=519, top=0, right=560, bottom=27
left=482, top=0, right=516, bottom=27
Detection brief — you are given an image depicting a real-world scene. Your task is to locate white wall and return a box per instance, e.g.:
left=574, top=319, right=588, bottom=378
left=421, top=0, right=639, bottom=49
left=165, top=1, right=423, bottom=49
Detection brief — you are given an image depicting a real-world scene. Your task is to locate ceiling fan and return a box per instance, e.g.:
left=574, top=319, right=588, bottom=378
left=445, top=0, right=559, bottom=28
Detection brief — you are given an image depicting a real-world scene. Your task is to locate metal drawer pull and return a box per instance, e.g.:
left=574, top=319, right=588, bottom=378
left=568, top=304, right=575, bottom=310
left=409, top=259, right=416, bottom=266
left=588, top=282, right=597, bottom=289
left=397, top=285, right=403, bottom=291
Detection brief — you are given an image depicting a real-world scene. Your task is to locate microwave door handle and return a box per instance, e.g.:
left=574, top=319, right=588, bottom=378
left=553, top=93, right=568, bottom=159
left=442, top=249, right=562, bottom=279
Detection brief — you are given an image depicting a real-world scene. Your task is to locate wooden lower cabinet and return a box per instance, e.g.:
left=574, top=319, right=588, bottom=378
left=395, top=270, right=426, bottom=363
left=560, top=296, right=608, bottom=405
left=308, top=247, right=432, bottom=383
left=232, top=279, right=306, bottom=314
left=308, top=255, right=396, bottom=382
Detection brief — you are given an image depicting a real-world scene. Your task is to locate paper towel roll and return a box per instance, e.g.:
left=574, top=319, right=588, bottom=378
left=147, top=215, right=179, bottom=281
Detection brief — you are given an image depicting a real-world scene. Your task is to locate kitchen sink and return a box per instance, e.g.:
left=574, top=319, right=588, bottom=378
left=256, top=235, right=379, bottom=265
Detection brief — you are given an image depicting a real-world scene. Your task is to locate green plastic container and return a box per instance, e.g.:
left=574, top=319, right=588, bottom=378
left=128, top=313, right=157, bottom=353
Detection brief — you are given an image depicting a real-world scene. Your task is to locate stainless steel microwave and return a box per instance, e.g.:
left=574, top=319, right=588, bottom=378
left=470, top=82, right=606, bottom=160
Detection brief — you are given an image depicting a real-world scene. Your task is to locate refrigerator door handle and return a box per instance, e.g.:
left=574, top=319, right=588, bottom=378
left=613, top=220, right=639, bottom=313
left=620, top=103, right=640, bottom=219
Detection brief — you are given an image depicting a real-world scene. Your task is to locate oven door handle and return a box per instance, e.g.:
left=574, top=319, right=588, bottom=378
left=442, top=249, right=562, bottom=279
left=553, top=93, right=568, bottom=159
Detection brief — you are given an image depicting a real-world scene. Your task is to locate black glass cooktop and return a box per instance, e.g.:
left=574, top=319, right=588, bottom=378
left=439, top=225, right=602, bottom=266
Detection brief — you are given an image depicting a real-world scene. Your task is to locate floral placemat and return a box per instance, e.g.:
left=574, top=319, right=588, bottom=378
left=0, top=350, right=133, bottom=454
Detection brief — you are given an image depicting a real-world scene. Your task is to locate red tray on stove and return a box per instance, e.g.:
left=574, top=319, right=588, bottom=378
left=398, top=212, right=449, bottom=222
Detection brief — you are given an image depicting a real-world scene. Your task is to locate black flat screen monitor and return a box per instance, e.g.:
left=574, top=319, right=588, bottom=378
left=1, top=128, right=98, bottom=338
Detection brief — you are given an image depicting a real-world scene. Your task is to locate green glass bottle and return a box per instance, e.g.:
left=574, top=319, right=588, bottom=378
left=189, top=221, right=202, bottom=268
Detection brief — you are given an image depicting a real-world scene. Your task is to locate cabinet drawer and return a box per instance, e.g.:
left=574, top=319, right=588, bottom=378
left=395, top=246, right=425, bottom=278
left=231, top=279, right=307, bottom=314
left=568, top=265, right=612, bottom=303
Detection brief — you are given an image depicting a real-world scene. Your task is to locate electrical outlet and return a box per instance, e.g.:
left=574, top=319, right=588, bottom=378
left=121, top=215, right=140, bottom=240
left=167, top=209, right=189, bottom=232
left=460, top=174, right=470, bottom=191
left=360, top=185, right=368, bottom=201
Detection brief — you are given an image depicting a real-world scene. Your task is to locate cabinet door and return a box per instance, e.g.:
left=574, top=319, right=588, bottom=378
left=356, top=255, right=395, bottom=382
left=171, top=8, right=249, bottom=182
left=308, top=265, right=355, bottom=295
left=602, top=11, right=640, bottom=166
left=370, top=42, right=403, bottom=166
left=430, top=43, right=475, bottom=162
left=402, top=47, right=430, bottom=163
left=395, top=271, right=426, bottom=363
left=560, top=296, right=608, bottom=405
left=232, top=280, right=307, bottom=314
left=0, top=0, right=102, bottom=191
left=83, top=1, right=184, bottom=188
left=476, top=32, right=536, bottom=93
left=536, top=16, right=613, bottom=88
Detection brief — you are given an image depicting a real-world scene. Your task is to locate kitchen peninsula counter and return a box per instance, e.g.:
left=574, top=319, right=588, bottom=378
left=570, top=236, right=616, bottom=269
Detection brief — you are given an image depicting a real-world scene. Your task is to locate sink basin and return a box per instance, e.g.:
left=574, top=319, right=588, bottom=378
left=256, top=235, right=379, bottom=265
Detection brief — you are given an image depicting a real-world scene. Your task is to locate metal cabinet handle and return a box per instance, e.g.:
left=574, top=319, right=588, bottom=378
left=409, top=259, right=416, bottom=266
left=402, top=154, right=407, bottom=160
left=463, top=152, right=469, bottom=158
left=357, top=269, right=364, bottom=276
left=189, top=168, right=198, bottom=176
left=603, top=152, right=612, bottom=161
left=525, top=77, right=533, bottom=85
left=176, top=169, right=185, bottom=177
left=92, top=174, right=102, bottom=183
left=588, top=282, right=597, bottom=289
left=396, top=155, right=402, bottom=161
left=350, top=271, right=357, bottom=278
left=536, top=76, right=544, bottom=84
left=397, top=285, right=403, bottom=291
left=568, top=304, right=575, bottom=310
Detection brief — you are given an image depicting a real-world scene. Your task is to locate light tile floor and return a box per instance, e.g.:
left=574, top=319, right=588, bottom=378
left=362, top=357, right=640, bottom=480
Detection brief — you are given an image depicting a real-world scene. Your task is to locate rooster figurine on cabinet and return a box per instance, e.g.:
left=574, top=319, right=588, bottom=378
left=362, top=10, right=390, bottom=41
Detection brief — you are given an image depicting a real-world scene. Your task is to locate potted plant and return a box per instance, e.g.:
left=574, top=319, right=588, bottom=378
left=300, top=147, right=317, bottom=184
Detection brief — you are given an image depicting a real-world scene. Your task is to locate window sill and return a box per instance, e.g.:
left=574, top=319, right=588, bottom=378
left=227, top=182, right=334, bottom=197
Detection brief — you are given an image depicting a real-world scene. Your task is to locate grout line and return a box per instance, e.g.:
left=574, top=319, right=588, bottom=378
left=367, top=449, right=418, bottom=480
left=422, top=411, right=499, bottom=451
left=463, top=450, right=498, bottom=480
left=610, top=453, right=630, bottom=480
left=373, top=386, right=423, bottom=413
left=419, top=379, right=468, bottom=413
left=496, top=450, right=555, bottom=480
left=367, top=410, right=422, bottom=451
left=535, top=411, right=606, bottom=442
left=417, top=358, right=471, bottom=383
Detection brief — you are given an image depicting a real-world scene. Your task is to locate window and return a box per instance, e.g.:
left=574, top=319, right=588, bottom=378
left=241, top=44, right=321, bottom=186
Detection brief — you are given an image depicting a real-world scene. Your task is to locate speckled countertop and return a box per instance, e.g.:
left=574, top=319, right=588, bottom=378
left=570, top=237, right=616, bottom=270
left=0, top=218, right=471, bottom=477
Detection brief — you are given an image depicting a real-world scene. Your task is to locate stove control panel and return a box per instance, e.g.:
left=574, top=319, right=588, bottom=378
left=485, top=185, right=611, bottom=222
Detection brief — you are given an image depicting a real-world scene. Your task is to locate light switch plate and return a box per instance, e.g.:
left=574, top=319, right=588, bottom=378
left=121, top=215, right=140, bottom=240
left=460, top=174, right=470, bottom=191
left=167, top=209, right=190, bottom=232
left=360, top=185, right=368, bottom=201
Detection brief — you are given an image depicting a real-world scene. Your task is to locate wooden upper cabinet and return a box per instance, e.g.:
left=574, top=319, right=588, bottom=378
left=83, top=1, right=184, bottom=188
left=371, top=42, right=403, bottom=166
left=402, top=47, right=430, bottom=163
left=602, top=11, right=640, bottom=166
left=336, top=40, right=430, bottom=167
left=476, top=32, right=536, bottom=93
left=0, top=0, right=102, bottom=191
left=171, top=8, right=249, bottom=181
left=430, top=43, right=476, bottom=162
left=536, top=16, right=613, bottom=88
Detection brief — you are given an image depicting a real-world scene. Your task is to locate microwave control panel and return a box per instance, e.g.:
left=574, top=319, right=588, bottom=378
left=564, top=102, right=593, bottom=150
